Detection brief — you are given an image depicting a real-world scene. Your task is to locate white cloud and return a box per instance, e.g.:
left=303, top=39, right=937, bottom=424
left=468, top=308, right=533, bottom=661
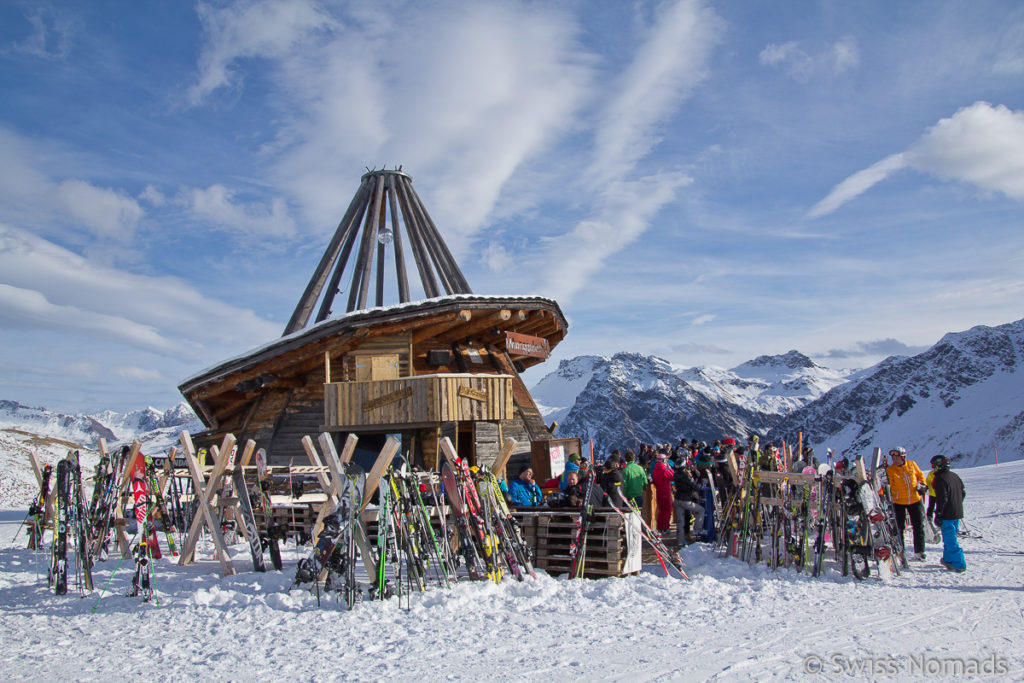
left=832, top=36, right=859, bottom=72
left=692, top=314, right=715, bottom=326
left=185, top=184, right=296, bottom=237
left=188, top=0, right=336, bottom=105
left=272, top=3, right=593, bottom=244
left=809, top=102, right=1024, bottom=217
left=905, top=101, right=1024, bottom=200
left=0, top=127, right=145, bottom=241
left=759, top=41, right=812, bottom=81
left=0, top=224, right=280, bottom=353
left=139, top=185, right=167, bottom=206
left=0, top=283, right=181, bottom=356
left=56, top=179, right=144, bottom=240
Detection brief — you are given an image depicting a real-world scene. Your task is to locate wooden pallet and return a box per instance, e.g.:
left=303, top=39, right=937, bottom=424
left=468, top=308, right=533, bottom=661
left=513, top=510, right=633, bottom=578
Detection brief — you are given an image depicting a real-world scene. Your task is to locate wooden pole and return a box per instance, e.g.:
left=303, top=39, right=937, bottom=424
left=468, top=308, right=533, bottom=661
left=385, top=173, right=410, bottom=302
left=393, top=176, right=440, bottom=298
left=315, top=196, right=369, bottom=324
left=286, top=178, right=371, bottom=334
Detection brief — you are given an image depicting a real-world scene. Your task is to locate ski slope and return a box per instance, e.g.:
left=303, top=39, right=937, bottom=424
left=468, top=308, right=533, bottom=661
left=1, top=461, right=1021, bottom=681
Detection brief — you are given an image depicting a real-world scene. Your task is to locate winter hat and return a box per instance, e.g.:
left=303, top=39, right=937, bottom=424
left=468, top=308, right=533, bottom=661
left=656, top=452, right=668, bottom=460
left=568, top=453, right=580, bottom=464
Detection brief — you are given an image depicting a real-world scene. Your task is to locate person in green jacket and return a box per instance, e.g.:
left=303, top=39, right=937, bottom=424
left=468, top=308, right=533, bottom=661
left=620, top=450, right=647, bottom=507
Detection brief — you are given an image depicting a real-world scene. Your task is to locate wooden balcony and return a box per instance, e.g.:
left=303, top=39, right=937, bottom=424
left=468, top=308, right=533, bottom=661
left=323, top=373, right=514, bottom=430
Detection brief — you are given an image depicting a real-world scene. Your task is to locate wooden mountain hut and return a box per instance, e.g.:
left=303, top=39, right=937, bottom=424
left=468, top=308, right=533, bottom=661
left=178, top=168, right=568, bottom=475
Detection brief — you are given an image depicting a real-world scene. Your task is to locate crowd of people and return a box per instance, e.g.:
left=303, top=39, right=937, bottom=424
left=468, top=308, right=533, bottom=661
left=506, top=435, right=967, bottom=574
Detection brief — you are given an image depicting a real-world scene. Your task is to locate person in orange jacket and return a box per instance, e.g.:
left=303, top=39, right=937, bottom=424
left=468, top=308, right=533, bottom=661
left=884, top=447, right=929, bottom=560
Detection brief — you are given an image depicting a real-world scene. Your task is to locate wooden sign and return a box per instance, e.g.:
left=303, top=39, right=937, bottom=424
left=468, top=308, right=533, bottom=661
left=505, top=331, right=550, bottom=359
left=457, top=385, right=488, bottom=402
left=363, top=386, right=413, bottom=412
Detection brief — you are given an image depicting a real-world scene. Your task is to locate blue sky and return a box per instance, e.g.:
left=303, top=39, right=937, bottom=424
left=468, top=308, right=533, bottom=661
left=1, top=1, right=1023, bottom=413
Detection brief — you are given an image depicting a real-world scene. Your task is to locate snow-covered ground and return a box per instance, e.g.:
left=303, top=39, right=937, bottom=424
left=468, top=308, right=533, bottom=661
left=1, top=462, right=1022, bottom=681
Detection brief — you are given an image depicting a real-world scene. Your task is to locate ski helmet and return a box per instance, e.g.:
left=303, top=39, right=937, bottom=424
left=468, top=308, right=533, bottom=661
left=930, top=455, right=950, bottom=469
left=889, top=446, right=907, bottom=457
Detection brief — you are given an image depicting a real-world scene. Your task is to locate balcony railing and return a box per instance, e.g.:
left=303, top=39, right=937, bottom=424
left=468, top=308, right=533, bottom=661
left=323, top=373, right=514, bottom=429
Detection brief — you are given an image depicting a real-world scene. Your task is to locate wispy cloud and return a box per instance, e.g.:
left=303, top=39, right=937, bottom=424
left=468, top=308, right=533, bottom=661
left=0, top=127, right=146, bottom=241
left=0, top=283, right=181, bottom=356
left=809, top=101, right=1024, bottom=217
left=759, top=37, right=859, bottom=82
left=189, top=1, right=593, bottom=246
left=1, top=5, right=78, bottom=60
left=532, top=0, right=720, bottom=303
left=585, top=0, right=721, bottom=188
left=818, top=338, right=927, bottom=360
left=0, top=224, right=280, bottom=353
left=188, top=0, right=336, bottom=106
left=184, top=184, right=296, bottom=237
left=807, top=153, right=908, bottom=218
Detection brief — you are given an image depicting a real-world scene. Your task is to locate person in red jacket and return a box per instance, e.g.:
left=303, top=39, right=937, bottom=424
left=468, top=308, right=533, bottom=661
left=884, top=447, right=929, bottom=561
left=652, top=452, right=674, bottom=533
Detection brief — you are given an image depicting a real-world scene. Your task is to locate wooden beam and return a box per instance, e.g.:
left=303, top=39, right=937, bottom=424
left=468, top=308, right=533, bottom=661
left=410, top=310, right=473, bottom=344
left=439, top=436, right=459, bottom=469
left=491, top=437, right=518, bottom=479
left=360, top=437, right=400, bottom=512
left=433, top=310, right=511, bottom=344
left=177, top=430, right=236, bottom=576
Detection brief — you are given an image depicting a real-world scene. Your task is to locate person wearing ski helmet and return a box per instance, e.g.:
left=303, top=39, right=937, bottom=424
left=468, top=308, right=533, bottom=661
left=883, top=446, right=929, bottom=561
left=930, top=455, right=967, bottom=572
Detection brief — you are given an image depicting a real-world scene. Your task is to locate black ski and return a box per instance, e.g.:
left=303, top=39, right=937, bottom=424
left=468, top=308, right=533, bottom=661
left=232, top=465, right=266, bottom=572
left=568, top=472, right=597, bottom=579
left=49, top=459, right=71, bottom=595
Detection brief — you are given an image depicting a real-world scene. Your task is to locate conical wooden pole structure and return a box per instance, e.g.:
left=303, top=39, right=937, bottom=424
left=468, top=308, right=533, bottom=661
left=284, top=168, right=472, bottom=336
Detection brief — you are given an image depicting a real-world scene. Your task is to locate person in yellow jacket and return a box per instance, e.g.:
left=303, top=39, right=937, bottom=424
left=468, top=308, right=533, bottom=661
left=884, top=447, right=929, bottom=560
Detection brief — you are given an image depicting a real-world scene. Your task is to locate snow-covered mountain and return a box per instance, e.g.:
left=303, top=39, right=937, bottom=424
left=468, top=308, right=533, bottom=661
left=0, top=401, right=201, bottom=506
left=0, top=400, right=199, bottom=448
left=531, top=350, right=852, bottom=455
left=768, top=318, right=1024, bottom=466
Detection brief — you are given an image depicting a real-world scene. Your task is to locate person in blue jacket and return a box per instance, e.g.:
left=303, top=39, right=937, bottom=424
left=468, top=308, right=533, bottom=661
left=560, top=454, right=581, bottom=491
left=508, top=465, right=543, bottom=507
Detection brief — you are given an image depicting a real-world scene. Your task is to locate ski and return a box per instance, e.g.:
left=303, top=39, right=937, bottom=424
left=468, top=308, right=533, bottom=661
left=567, top=472, right=597, bottom=579
left=232, top=464, right=266, bottom=572
left=49, top=458, right=71, bottom=595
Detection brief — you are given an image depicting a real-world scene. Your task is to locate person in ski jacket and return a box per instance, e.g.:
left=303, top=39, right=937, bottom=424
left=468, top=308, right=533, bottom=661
left=560, top=454, right=581, bottom=491
left=508, top=466, right=543, bottom=508
left=884, top=447, right=929, bottom=560
left=563, top=470, right=585, bottom=507
left=601, top=453, right=627, bottom=507
left=929, top=455, right=966, bottom=572
left=652, top=453, right=674, bottom=532
left=620, top=450, right=647, bottom=506
left=672, top=464, right=704, bottom=544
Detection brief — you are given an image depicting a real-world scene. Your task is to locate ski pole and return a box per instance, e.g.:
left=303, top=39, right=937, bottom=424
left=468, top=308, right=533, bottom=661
left=90, top=544, right=131, bottom=613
